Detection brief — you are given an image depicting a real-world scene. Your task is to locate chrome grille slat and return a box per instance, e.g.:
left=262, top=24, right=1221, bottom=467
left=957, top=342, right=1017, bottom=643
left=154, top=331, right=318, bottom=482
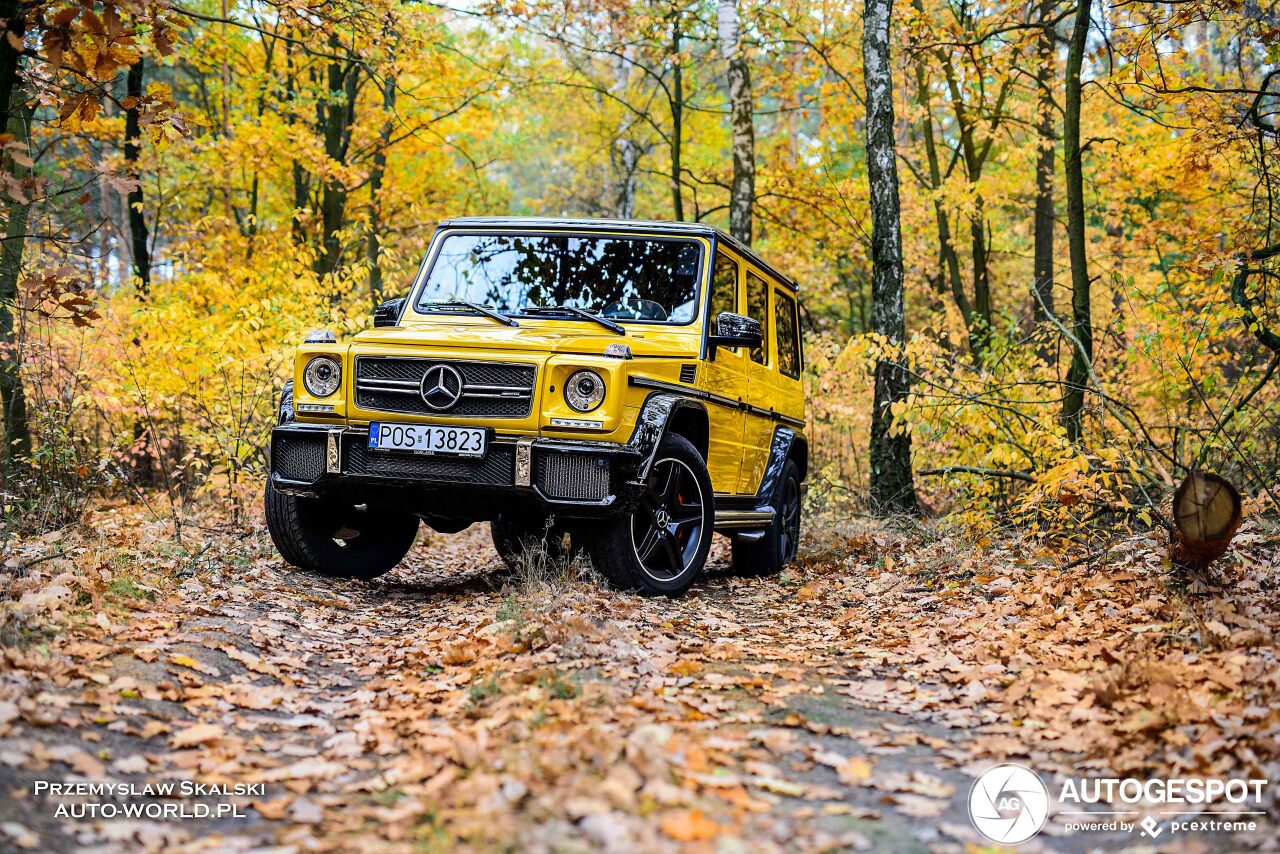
left=354, top=357, right=536, bottom=417
left=359, top=378, right=420, bottom=389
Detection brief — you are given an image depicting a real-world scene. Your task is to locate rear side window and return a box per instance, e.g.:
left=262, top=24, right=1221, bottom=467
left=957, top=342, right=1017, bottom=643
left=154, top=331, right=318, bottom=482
left=774, top=289, right=800, bottom=378
left=710, top=252, right=738, bottom=319
left=746, top=272, right=769, bottom=365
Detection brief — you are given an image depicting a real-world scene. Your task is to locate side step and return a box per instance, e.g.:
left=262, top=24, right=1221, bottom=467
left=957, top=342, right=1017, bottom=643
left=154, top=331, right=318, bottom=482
left=713, top=508, right=774, bottom=532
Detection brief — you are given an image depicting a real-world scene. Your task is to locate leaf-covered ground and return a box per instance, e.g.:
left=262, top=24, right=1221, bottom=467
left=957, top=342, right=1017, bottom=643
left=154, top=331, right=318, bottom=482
left=1, top=501, right=1278, bottom=852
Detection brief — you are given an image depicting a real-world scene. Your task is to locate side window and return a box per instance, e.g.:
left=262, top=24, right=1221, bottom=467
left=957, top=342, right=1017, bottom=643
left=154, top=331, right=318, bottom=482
left=746, top=272, right=769, bottom=365
left=710, top=251, right=738, bottom=320
left=774, top=289, right=800, bottom=379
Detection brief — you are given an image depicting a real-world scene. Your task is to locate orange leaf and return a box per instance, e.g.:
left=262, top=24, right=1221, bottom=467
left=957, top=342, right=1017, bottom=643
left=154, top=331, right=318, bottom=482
left=660, top=809, right=721, bottom=842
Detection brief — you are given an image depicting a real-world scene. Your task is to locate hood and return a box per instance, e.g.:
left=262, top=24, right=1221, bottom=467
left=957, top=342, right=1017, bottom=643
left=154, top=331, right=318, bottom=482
left=352, top=319, right=700, bottom=359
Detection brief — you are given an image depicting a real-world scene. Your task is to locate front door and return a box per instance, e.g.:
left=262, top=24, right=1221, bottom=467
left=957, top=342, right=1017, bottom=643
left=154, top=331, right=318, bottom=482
left=700, top=248, right=748, bottom=494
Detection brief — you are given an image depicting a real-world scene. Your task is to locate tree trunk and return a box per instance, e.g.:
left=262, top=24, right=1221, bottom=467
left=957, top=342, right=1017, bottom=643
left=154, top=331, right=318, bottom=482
left=613, top=139, right=642, bottom=218
left=862, top=0, right=919, bottom=516
left=1031, top=0, right=1056, bottom=358
left=938, top=54, right=994, bottom=355
left=607, top=30, right=643, bottom=219
left=0, top=0, right=27, bottom=134
left=0, top=96, right=32, bottom=472
left=367, top=69, right=396, bottom=303
left=285, top=41, right=309, bottom=247
left=717, top=0, right=754, bottom=244
left=1062, top=0, right=1092, bottom=442
left=316, top=41, right=359, bottom=278
left=910, top=53, right=970, bottom=347
left=124, top=59, right=152, bottom=295
left=1171, top=471, right=1241, bottom=569
left=668, top=9, right=684, bottom=222
left=969, top=210, right=991, bottom=340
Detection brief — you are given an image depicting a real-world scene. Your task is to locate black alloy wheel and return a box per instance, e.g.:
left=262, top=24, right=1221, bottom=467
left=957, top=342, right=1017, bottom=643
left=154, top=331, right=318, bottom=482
left=265, top=480, right=419, bottom=580
left=731, top=458, right=802, bottom=576
left=631, top=455, right=707, bottom=582
left=586, top=434, right=714, bottom=596
left=778, top=470, right=801, bottom=564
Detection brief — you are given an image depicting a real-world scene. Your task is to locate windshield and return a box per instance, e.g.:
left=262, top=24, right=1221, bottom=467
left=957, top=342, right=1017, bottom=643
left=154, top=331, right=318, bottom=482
left=415, top=233, right=703, bottom=324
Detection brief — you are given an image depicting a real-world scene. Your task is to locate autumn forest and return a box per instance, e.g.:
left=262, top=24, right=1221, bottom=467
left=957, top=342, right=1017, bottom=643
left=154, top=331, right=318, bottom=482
left=1, top=0, right=1279, bottom=850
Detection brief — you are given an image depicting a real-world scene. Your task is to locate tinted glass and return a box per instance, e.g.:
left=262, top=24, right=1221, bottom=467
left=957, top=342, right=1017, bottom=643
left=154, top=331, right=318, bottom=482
left=711, top=252, right=738, bottom=319
left=417, top=233, right=702, bottom=323
left=746, top=272, right=770, bottom=365
left=775, top=289, right=800, bottom=378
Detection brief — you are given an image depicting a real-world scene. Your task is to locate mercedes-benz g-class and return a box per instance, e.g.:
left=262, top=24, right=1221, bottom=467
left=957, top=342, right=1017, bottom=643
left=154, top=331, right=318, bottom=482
left=265, top=217, right=807, bottom=596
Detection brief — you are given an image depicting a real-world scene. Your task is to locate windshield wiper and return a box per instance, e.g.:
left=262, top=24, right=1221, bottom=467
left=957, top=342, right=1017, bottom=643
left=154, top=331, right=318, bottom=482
left=524, top=305, right=625, bottom=335
left=423, top=300, right=519, bottom=327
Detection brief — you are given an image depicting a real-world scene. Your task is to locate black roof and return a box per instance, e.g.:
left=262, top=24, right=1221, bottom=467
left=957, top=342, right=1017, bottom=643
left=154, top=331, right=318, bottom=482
left=436, top=216, right=798, bottom=292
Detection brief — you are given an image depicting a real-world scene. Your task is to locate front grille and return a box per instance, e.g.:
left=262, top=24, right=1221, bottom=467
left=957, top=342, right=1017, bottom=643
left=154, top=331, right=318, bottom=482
left=536, top=452, right=611, bottom=501
left=343, top=436, right=514, bottom=486
left=355, top=357, right=536, bottom=418
left=273, top=434, right=325, bottom=482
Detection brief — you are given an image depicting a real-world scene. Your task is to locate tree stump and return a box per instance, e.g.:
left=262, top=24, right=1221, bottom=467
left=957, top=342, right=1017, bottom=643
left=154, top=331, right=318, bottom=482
left=1171, top=471, right=1242, bottom=569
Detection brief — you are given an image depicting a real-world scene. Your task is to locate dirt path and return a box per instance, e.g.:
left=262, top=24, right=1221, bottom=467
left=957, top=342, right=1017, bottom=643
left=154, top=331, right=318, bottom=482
left=2, top=515, right=1277, bottom=852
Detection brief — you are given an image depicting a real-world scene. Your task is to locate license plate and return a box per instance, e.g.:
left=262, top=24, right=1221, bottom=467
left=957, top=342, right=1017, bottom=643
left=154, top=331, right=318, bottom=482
left=368, top=422, right=487, bottom=458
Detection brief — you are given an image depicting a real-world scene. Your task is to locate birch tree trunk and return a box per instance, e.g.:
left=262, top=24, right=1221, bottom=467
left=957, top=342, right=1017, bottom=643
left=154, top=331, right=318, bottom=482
left=668, top=8, right=684, bottom=222
left=1062, top=0, right=1092, bottom=441
left=717, top=0, right=755, bottom=245
left=862, top=0, right=919, bottom=515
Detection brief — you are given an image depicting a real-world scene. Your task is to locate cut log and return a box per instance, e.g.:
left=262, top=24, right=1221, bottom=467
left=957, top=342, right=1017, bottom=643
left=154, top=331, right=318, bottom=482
left=1171, top=471, right=1242, bottom=569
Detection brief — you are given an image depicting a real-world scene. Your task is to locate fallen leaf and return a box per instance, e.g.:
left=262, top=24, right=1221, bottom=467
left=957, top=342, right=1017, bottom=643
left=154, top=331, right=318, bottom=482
left=660, top=808, right=720, bottom=842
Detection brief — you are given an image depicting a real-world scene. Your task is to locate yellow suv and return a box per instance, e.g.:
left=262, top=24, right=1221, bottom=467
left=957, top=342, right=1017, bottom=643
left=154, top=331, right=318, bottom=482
left=265, top=217, right=807, bottom=596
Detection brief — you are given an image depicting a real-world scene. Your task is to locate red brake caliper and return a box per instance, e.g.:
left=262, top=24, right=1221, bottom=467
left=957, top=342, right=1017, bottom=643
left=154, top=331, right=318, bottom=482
left=676, top=493, right=684, bottom=543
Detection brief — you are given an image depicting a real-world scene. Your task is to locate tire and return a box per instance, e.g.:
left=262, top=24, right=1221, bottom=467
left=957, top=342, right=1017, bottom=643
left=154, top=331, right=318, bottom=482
left=732, top=458, right=802, bottom=576
left=586, top=434, right=713, bottom=597
left=264, top=479, right=419, bottom=580
left=490, top=511, right=573, bottom=570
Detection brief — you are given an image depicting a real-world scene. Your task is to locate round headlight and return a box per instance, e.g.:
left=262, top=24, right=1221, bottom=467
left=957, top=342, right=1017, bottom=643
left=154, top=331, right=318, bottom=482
left=303, top=356, right=342, bottom=398
left=565, top=370, right=605, bottom=412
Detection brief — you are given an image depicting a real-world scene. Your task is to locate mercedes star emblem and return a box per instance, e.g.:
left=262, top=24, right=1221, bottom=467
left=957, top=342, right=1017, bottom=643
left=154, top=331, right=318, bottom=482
left=420, top=364, right=464, bottom=410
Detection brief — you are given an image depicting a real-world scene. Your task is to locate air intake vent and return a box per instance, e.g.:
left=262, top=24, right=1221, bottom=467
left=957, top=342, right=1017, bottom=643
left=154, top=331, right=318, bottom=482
left=343, top=437, right=515, bottom=485
left=272, top=434, right=325, bottom=483
left=536, top=453, right=610, bottom=502
left=679, top=363, right=697, bottom=384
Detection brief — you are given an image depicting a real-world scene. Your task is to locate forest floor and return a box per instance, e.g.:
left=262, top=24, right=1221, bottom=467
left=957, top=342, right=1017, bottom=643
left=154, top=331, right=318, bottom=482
left=1, top=497, right=1278, bottom=853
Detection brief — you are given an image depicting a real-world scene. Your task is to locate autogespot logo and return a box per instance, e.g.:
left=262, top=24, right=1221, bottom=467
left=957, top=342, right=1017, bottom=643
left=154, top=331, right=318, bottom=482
left=969, top=763, right=1051, bottom=845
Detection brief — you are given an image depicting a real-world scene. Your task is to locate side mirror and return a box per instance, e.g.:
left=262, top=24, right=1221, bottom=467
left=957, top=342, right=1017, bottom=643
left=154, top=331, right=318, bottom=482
left=708, top=312, right=763, bottom=360
left=373, top=297, right=406, bottom=328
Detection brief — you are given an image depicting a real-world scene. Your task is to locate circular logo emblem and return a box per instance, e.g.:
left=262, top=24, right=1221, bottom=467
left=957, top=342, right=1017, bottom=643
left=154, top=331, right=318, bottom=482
left=420, top=364, right=464, bottom=411
left=654, top=508, right=671, bottom=529
left=968, top=763, right=1050, bottom=845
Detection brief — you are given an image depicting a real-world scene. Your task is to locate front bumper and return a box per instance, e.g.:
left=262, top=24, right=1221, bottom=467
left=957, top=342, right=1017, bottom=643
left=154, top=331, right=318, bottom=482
left=268, top=423, right=645, bottom=516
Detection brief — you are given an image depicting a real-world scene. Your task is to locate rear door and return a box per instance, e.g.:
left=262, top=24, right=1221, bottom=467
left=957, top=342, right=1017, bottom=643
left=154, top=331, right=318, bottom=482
left=699, top=248, right=748, bottom=495
left=769, top=284, right=805, bottom=425
left=738, top=269, right=777, bottom=494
